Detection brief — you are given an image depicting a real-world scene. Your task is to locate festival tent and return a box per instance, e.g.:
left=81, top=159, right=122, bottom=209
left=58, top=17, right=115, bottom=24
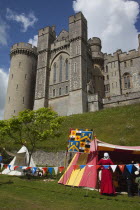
left=58, top=139, right=140, bottom=189
left=2, top=145, right=36, bottom=176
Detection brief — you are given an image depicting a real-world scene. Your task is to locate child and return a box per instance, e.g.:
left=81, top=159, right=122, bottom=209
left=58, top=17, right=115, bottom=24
left=135, top=171, right=140, bottom=196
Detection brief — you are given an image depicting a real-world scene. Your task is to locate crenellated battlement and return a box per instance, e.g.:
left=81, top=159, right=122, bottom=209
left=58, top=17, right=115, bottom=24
left=10, top=42, right=37, bottom=57
left=104, top=48, right=140, bottom=63
left=69, top=12, right=87, bottom=25
left=38, top=26, right=56, bottom=37
left=88, top=37, right=101, bottom=47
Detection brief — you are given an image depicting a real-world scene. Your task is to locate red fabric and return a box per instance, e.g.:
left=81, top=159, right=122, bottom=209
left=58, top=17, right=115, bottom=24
left=98, top=158, right=115, bottom=195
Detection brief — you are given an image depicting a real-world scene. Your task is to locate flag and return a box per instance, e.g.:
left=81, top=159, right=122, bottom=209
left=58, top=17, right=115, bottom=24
left=126, top=164, right=133, bottom=173
left=96, top=165, right=101, bottom=170
left=73, top=165, right=79, bottom=170
left=32, top=167, right=37, bottom=174
left=53, top=167, right=58, bottom=175
left=42, top=167, right=47, bottom=174
left=48, top=167, right=53, bottom=174
left=110, top=165, right=117, bottom=172
left=14, top=166, right=18, bottom=170
left=80, top=165, right=86, bottom=169
left=59, top=167, right=64, bottom=173
left=103, top=165, right=110, bottom=169
left=118, top=165, right=125, bottom=173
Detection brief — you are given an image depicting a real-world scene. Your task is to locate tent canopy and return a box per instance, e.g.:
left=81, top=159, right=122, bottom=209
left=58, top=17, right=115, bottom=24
left=58, top=139, right=140, bottom=189
left=2, top=145, right=36, bottom=176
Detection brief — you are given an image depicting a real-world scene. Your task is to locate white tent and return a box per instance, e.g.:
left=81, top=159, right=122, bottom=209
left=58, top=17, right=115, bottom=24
left=2, top=145, right=36, bottom=176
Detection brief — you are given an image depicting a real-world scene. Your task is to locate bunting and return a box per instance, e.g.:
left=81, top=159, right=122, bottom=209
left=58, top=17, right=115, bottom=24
left=110, top=165, right=117, bottom=172
left=0, top=162, right=139, bottom=176
left=126, top=164, right=133, bottom=173
left=118, top=165, right=125, bottom=173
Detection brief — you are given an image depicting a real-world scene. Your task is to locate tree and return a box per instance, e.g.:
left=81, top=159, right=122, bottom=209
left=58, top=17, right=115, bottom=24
left=0, top=108, right=63, bottom=166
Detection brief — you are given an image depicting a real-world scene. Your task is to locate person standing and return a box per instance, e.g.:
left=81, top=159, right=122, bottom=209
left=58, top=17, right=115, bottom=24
left=135, top=171, right=140, bottom=196
left=98, top=153, right=115, bottom=195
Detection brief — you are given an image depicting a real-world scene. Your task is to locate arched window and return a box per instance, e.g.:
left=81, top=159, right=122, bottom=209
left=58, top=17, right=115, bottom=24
left=65, top=59, right=69, bottom=80
left=130, top=59, right=133, bottom=66
left=53, top=63, right=56, bottom=84
left=106, top=65, right=108, bottom=73
left=59, top=56, right=62, bottom=82
left=53, top=89, right=55, bottom=97
left=123, top=73, right=131, bottom=89
left=66, top=86, right=68, bottom=94
left=59, top=88, right=61, bottom=96
left=74, top=62, right=77, bottom=73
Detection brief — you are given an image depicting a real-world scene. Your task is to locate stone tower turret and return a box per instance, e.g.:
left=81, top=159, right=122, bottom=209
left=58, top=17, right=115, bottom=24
left=34, top=26, right=56, bottom=110
left=4, top=43, right=37, bottom=119
left=68, top=12, right=88, bottom=115
left=89, top=37, right=104, bottom=66
left=88, top=37, right=104, bottom=98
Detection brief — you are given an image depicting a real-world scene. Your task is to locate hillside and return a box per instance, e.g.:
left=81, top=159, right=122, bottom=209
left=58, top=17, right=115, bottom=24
left=43, top=104, right=140, bottom=152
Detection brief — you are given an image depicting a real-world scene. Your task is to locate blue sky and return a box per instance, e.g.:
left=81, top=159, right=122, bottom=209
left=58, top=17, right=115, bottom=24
left=0, top=0, right=140, bottom=119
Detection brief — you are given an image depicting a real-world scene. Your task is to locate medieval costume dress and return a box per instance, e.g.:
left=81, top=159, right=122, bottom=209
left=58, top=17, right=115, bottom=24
left=98, top=153, right=115, bottom=195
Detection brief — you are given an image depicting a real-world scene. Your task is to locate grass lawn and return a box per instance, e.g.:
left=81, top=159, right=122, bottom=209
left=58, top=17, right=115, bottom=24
left=0, top=175, right=140, bottom=210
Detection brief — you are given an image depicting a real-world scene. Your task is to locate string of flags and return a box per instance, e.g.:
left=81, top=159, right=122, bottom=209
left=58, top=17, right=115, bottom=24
left=0, top=163, right=65, bottom=175
left=0, top=163, right=139, bottom=175
left=72, top=163, right=140, bottom=173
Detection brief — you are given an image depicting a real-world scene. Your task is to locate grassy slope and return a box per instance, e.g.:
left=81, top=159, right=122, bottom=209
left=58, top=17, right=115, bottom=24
left=0, top=175, right=140, bottom=210
left=44, top=104, right=140, bottom=152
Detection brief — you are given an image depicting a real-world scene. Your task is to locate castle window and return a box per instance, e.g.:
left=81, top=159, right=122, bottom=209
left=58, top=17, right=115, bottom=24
left=59, top=56, right=62, bottom=82
left=25, top=74, right=27, bottom=80
left=130, top=59, right=133, bottom=66
left=19, top=62, right=21, bottom=67
left=74, top=62, right=77, bottom=73
left=106, top=65, right=108, bottom=73
left=107, top=75, right=109, bottom=80
left=53, top=63, right=56, bottom=83
left=8, top=97, right=10, bottom=103
left=111, top=63, right=112, bottom=68
left=14, top=110, right=15, bottom=113
left=65, top=59, right=69, bottom=80
left=23, top=97, right=24, bottom=104
left=114, top=62, right=115, bottom=67
left=124, top=61, right=127, bottom=68
left=105, top=84, right=110, bottom=92
left=59, top=88, right=61, bottom=96
left=53, top=89, right=55, bottom=97
left=16, top=84, right=18, bottom=90
left=112, top=83, right=114, bottom=88
left=123, top=73, right=131, bottom=89
left=66, top=86, right=68, bottom=94
left=116, top=82, right=117, bottom=87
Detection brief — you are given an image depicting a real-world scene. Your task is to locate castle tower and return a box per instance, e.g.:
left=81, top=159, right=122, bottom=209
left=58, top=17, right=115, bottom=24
left=33, top=26, right=56, bottom=110
left=68, top=12, right=88, bottom=115
left=4, top=43, right=37, bottom=119
left=89, top=37, right=104, bottom=98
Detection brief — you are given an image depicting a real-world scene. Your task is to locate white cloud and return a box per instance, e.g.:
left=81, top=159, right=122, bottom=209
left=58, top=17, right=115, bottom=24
left=73, top=0, right=140, bottom=53
left=0, top=19, right=9, bottom=45
left=6, top=8, right=38, bottom=32
left=0, top=69, right=9, bottom=120
left=28, top=35, right=38, bottom=46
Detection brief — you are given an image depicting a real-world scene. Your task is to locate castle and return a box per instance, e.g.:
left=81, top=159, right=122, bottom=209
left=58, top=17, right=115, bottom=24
left=4, top=12, right=140, bottom=119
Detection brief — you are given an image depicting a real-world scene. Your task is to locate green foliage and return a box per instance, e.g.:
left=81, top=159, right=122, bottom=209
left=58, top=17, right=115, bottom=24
left=0, top=108, right=63, bottom=164
left=1, top=104, right=140, bottom=153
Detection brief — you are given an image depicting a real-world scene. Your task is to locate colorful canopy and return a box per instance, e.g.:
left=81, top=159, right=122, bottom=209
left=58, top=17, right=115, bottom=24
left=58, top=139, right=140, bottom=189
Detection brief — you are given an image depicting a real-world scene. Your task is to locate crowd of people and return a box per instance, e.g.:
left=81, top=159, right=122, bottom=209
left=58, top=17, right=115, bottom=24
left=98, top=152, right=140, bottom=197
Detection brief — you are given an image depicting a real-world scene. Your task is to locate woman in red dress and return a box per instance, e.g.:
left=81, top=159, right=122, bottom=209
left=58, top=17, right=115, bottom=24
left=98, top=153, right=115, bottom=195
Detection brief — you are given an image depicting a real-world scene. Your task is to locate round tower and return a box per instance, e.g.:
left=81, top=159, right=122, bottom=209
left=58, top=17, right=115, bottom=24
left=4, top=42, right=37, bottom=119
left=88, top=37, right=104, bottom=65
